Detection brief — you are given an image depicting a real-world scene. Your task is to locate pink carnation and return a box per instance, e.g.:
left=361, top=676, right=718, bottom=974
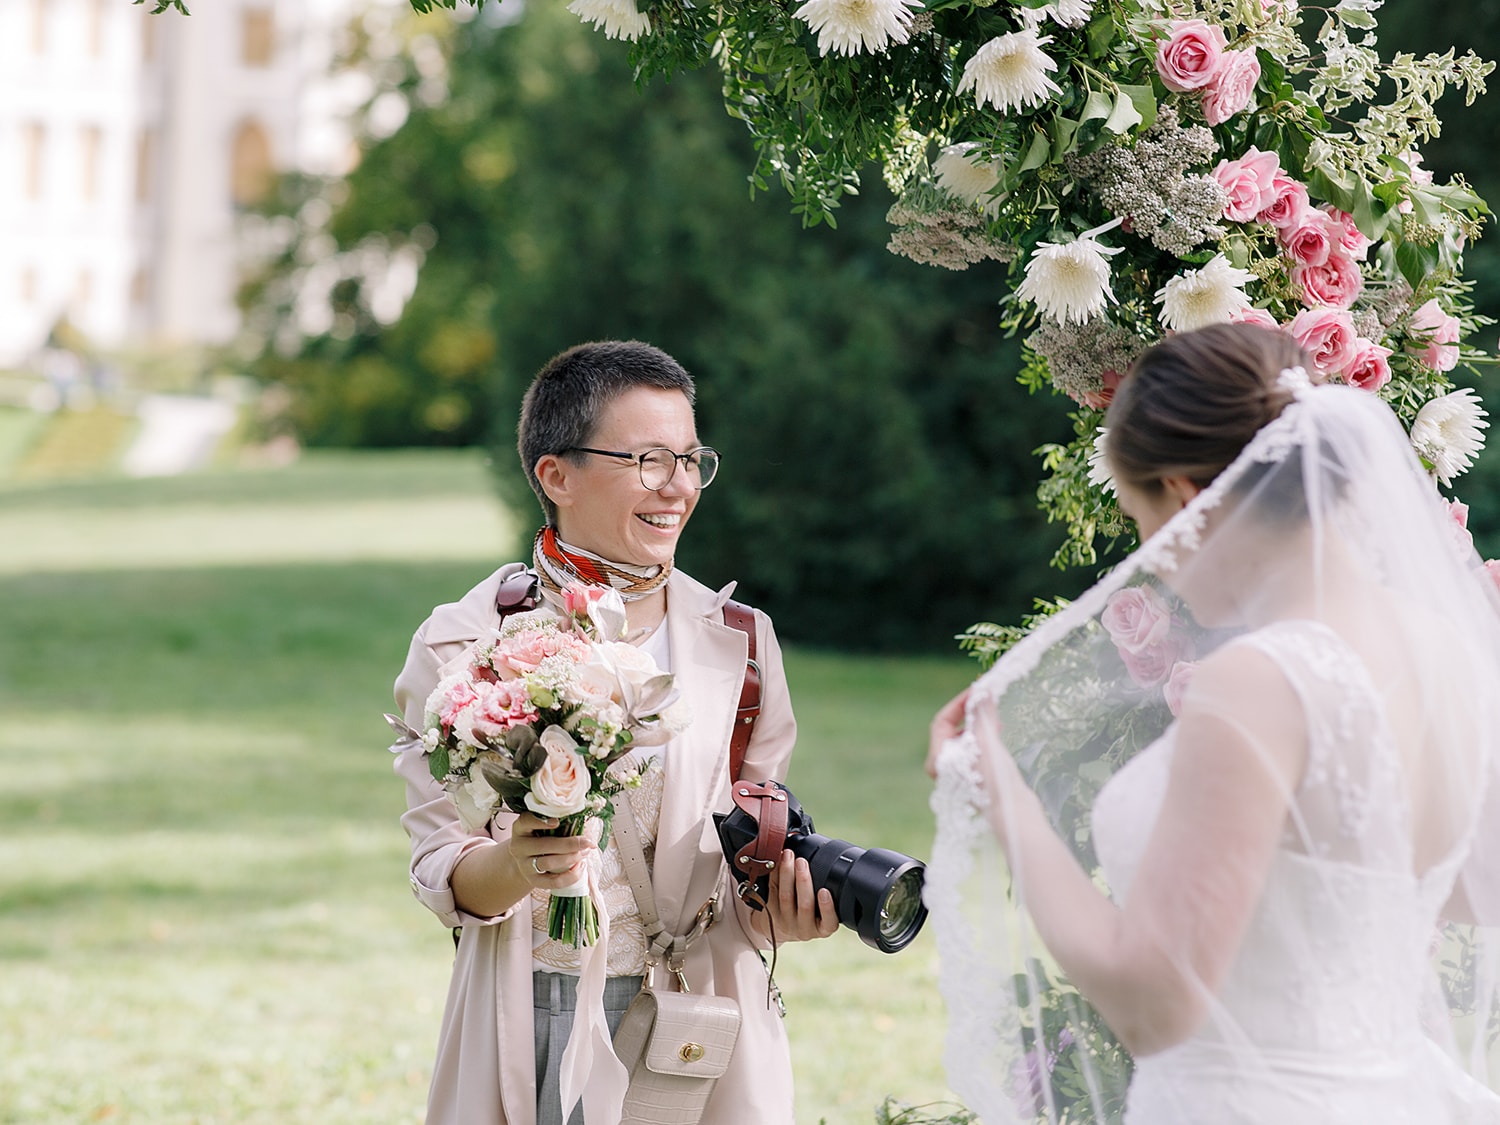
left=1319, top=205, right=1372, bottom=259
left=1229, top=306, right=1280, bottom=330
left=1279, top=210, right=1338, bottom=268
left=1341, top=338, right=1393, bottom=393
left=1292, top=250, right=1363, bottom=310
left=438, top=679, right=481, bottom=733
left=1407, top=299, right=1462, bottom=373
left=1258, top=173, right=1310, bottom=229
left=467, top=679, right=540, bottom=742
left=1288, top=308, right=1359, bottom=375
left=494, top=627, right=589, bottom=677
left=1156, top=20, right=1228, bottom=93
left=1213, top=147, right=1282, bottom=223
left=1202, top=49, right=1261, bottom=126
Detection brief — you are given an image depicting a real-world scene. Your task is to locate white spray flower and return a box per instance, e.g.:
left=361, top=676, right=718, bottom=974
left=1411, top=387, right=1490, bottom=485
left=933, top=143, right=1002, bottom=214
left=567, top=0, right=650, bottom=41
left=1154, top=253, right=1256, bottom=333
left=1088, top=428, right=1117, bottom=495
left=1019, top=0, right=1095, bottom=29
left=794, top=0, right=924, bottom=56
left=1014, top=219, right=1125, bottom=326
left=959, top=30, right=1062, bottom=113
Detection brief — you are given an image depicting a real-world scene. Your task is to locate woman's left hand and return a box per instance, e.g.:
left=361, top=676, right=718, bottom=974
left=752, top=851, right=839, bottom=943
left=926, top=687, right=971, bottom=778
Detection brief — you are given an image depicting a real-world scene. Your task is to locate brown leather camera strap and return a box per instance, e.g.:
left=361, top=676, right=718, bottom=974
left=729, top=781, right=788, bottom=892
left=722, top=599, right=760, bottom=783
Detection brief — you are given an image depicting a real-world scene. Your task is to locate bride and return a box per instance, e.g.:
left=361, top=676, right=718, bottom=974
left=924, top=323, right=1500, bottom=1123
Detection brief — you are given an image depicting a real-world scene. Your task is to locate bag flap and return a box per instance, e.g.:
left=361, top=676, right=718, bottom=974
left=641, top=991, right=741, bottom=1079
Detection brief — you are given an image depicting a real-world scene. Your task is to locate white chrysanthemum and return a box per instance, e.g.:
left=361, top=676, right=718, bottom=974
left=568, top=0, right=650, bottom=41
left=794, top=0, right=924, bottom=56
left=1154, top=254, right=1256, bottom=333
left=1088, top=428, right=1116, bottom=494
left=1015, top=232, right=1123, bottom=326
left=958, top=30, right=1062, bottom=113
left=933, top=143, right=1002, bottom=215
left=1411, top=387, right=1490, bottom=485
left=1019, top=0, right=1095, bottom=28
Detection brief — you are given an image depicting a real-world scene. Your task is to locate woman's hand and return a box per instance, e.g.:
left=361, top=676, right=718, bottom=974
left=926, top=687, right=971, bottom=778
left=507, top=811, right=597, bottom=890
left=751, top=851, right=839, bottom=943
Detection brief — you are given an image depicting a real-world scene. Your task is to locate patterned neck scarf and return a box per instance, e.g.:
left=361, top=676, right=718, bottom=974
left=532, top=527, right=672, bottom=602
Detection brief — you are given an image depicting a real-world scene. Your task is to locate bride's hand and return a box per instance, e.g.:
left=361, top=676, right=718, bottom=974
left=969, top=704, right=1029, bottom=841
left=926, top=687, right=971, bottom=778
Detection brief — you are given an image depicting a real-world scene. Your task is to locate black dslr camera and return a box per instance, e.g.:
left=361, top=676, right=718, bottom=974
left=713, top=780, right=928, bottom=954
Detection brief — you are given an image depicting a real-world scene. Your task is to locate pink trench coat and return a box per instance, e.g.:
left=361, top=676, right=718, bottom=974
left=392, top=563, right=800, bottom=1125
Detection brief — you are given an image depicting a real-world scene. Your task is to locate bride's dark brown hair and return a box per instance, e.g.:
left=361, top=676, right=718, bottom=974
left=1106, top=323, right=1314, bottom=496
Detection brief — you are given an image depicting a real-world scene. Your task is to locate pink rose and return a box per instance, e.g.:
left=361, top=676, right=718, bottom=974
left=1229, top=306, right=1280, bottom=329
left=1288, top=308, right=1359, bottom=374
left=1102, top=586, right=1175, bottom=654
left=1079, top=368, right=1124, bottom=411
left=1340, top=338, right=1393, bottom=392
left=1156, top=20, right=1228, bottom=93
left=524, top=727, right=592, bottom=818
left=1121, top=641, right=1190, bottom=690
left=1318, top=206, right=1372, bottom=259
left=1258, top=173, right=1310, bottom=229
left=561, top=582, right=606, bottom=616
left=1279, top=210, right=1338, bottom=268
left=1448, top=499, right=1475, bottom=556
left=1292, top=250, right=1363, bottom=310
left=1212, top=147, right=1282, bottom=223
left=1164, top=660, right=1198, bottom=717
left=1202, top=48, right=1261, bottom=126
left=1407, top=299, right=1462, bottom=372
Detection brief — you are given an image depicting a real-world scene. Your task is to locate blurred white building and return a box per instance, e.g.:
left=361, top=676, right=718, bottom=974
left=0, top=0, right=370, bottom=367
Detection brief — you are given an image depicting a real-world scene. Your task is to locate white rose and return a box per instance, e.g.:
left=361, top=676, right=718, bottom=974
left=453, top=773, right=499, bottom=832
left=525, top=727, right=593, bottom=818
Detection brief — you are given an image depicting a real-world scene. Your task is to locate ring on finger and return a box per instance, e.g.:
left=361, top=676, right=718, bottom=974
left=532, top=857, right=545, bottom=875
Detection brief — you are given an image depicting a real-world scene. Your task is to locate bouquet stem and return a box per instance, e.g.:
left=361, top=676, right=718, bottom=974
left=542, top=814, right=600, bottom=948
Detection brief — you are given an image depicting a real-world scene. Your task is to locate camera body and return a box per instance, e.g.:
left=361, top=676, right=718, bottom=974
left=713, top=780, right=928, bottom=954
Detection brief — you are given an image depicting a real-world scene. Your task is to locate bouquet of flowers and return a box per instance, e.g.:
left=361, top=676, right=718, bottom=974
left=419, top=583, right=690, bottom=946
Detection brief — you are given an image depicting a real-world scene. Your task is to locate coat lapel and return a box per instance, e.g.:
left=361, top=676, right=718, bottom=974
left=651, top=571, right=743, bottom=934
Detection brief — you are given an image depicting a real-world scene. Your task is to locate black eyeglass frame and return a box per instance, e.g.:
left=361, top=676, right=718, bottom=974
left=561, top=446, right=721, bottom=491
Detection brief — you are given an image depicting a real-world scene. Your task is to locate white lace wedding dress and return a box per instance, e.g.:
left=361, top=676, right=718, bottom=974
left=1091, top=620, right=1500, bottom=1124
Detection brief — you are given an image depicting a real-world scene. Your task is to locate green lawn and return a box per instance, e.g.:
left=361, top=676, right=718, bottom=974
left=0, top=450, right=976, bottom=1125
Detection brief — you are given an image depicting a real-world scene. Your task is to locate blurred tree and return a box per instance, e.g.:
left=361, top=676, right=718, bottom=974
left=237, top=2, right=1089, bottom=650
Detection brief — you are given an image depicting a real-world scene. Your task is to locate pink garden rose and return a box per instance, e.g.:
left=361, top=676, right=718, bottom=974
left=1229, top=306, right=1280, bottom=329
left=1292, top=250, right=1363, bottom=310
left=1164, top=660, right=1198, bottom=717
left=1288, top=307, right=1358, bottom=374
left=1341, top=338, right=1393, bottom=393
left=1279, top=210, right=1337, bottom=268
left=1319, top=206, right=1373, bottom=259
left=1202, top=48, right=1261, bottom=125
left=525, top=727, right=592, bottom=818
left=1258, top=173, right=1310, bottom=229
left=1213, top=147, right=1282, bottom=222
left=1407, top=298, right=1462, bottom=372
left=1102, top=586, right=1174, bottom=654
left=561, top=582, right=606, bottom=616
left=1156, top=20, right=1228, bottom=93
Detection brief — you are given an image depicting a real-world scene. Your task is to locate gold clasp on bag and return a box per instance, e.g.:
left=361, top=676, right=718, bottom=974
left=678, top=1042, right=705, bottom=1063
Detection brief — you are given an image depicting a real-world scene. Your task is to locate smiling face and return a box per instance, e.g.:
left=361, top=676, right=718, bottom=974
left=536, top=386, right=702, bottom=569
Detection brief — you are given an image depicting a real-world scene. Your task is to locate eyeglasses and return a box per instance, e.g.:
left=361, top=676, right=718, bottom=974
left=563, top=446, right=721, bottom=491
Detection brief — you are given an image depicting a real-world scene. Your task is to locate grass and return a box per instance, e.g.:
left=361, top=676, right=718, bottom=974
left=0, top=449, right=976, bottom=1125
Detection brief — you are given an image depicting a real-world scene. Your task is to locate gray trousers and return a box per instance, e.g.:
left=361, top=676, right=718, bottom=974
left=533, top=970, right=644, bottom=1125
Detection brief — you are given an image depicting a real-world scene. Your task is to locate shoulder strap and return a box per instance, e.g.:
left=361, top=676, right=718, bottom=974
left=722, top=599, right=761, bottom=783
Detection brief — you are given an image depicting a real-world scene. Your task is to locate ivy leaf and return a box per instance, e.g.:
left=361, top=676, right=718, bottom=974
left=428, top=745, right=451, bottom=783
left=1080, top=90, right=1114, bottom=125
left=1115, top=84, right=1157, bottom=133
left=1395, top=237, right=1440, bottom=288
left=1018, top=129, right=1051, bottom=174
left=1103, top=89, right=1143, bottom=134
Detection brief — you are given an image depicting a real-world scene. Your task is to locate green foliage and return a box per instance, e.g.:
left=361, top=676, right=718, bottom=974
left=132, top=0, right=189, bottom=12
left=237, top=4, right=1088, bottom=650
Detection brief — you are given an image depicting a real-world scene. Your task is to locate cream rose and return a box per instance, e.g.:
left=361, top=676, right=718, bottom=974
left=525, top=727, right=592, bottom=818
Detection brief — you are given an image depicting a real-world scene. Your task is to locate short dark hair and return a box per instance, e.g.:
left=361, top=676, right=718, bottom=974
left=1105, top=323, right=1313, bottom=496
left=517, top=341, right=696, bottom=524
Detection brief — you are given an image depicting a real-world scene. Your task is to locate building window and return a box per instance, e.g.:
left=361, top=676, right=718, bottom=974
left=23, top=123, right=45, bottom=200
left=241, top=8, right=275, bottom=67
left=136, top=128, right=155, bottom=203
left=81, top=126, right=103, bottom=201
left=30, top=0, right=46, bottom=54
left=230, top=120, right=274, bottom=207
